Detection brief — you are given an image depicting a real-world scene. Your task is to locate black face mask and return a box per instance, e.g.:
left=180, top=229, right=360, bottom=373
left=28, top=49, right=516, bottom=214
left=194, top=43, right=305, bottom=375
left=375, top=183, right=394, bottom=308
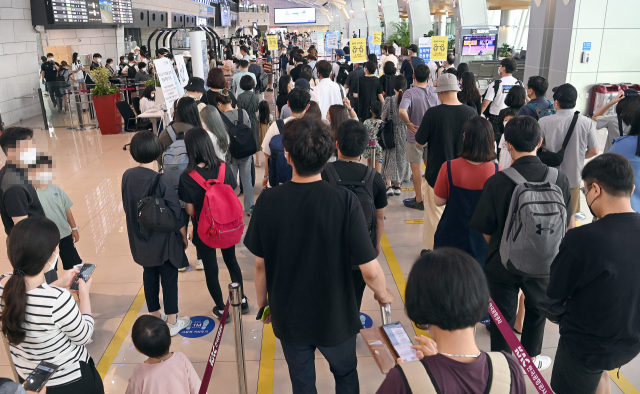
left=586, top=186, right=599, bottom=219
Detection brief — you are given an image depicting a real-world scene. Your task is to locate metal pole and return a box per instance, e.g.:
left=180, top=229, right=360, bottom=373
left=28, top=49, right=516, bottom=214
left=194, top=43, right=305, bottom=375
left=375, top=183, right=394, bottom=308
left=380, top=303, right=391, bottom=325
left=229, top=283, right=247, bottom=394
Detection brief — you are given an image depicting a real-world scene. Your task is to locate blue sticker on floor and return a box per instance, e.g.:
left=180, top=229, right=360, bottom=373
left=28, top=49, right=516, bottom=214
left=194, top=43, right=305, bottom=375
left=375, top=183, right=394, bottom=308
left=359, top=313, right=373, bottom=329
left=179, top=316, right=216, bottom=338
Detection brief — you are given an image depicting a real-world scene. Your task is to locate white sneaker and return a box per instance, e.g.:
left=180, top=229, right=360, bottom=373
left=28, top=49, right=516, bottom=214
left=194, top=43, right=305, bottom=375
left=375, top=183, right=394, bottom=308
left=524, top=355, right=552, bottom=373
left=195, top=259, right=204, bottom=270
left=167, top=315, right=191, bottom=336
left=178, top=266, right=188, bottom=272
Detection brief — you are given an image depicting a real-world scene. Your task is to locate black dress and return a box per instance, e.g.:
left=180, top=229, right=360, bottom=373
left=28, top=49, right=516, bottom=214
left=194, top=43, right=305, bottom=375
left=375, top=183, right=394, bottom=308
left=379, top=73, right=396, bottom=98
left=354, top=76, right=383, bottom=121
left=458, top=91, right=482, bottom=115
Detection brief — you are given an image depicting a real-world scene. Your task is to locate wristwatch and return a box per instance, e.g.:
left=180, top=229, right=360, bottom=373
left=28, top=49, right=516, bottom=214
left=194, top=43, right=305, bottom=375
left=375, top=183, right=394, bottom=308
left=70, top=227, right=79, bottom=231
left=263, top=175, right=269, bottom=179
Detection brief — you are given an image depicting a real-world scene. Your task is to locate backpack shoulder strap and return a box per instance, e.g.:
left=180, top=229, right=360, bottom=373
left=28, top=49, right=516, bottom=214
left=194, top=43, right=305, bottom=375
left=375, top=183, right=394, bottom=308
left=486, top=352, right=512, bottom=394
left=396, top=361, right=439, bottom=394
left=494, top=162, right=499, bottom=174
left=188, top=169, right=208, bottom=190
left=501, top=167, right=527, bottom=185
left=149, top=174, right=162, bottom=197
left=215, top=163, right=226, bottom=184
left=166, top=125, right=177, bottom=143
left=493, top=79, right=502, bottom=97
left=543, top=166, right=559, bottom=185
left=324, top=162, right=340, bottom=184
left=275, top=119, right=285, bottom=134
left=559, top=111, right=581, bottom=152
left=446, top=160, right=454, bottom=187
left=238, top=108, right=244, bottom=124
left=221, top=113, right=235, bottom=129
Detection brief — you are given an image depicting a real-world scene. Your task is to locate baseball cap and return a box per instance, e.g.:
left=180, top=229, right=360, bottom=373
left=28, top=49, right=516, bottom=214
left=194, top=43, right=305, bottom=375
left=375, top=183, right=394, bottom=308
left=249, top=55, right=257, bottom=61
left=182, top=51, right=191, bottom=58
left=335, top=49, right=345, bottom=57
left=295, top=78, right=312, bottom=90
left=434, top=73, right=461, bottom=93
left=408, top=44, right=419, bottom=53
left=552, top=83, right=577, bottom=102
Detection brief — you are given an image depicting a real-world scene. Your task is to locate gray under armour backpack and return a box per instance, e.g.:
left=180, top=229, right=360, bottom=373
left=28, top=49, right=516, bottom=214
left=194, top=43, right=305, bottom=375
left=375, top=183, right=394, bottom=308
left=499, top=166, right=567, bottom=278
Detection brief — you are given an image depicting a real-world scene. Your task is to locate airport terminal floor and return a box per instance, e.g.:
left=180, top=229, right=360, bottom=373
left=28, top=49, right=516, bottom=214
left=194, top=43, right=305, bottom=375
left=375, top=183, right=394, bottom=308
left=2, top=93, right=640, bottom=394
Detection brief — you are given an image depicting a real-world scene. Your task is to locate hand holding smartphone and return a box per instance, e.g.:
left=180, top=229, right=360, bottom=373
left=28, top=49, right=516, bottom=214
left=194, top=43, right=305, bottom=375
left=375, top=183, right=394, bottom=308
left=69, top=264, right=96, bottom=291
left=22, top=361, right=58, bottom=392
left=382, top=322, right=419, bottom=363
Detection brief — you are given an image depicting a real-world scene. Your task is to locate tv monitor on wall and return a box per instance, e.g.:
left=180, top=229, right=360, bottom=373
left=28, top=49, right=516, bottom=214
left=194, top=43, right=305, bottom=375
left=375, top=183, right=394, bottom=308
left=462, top=35, right=496, bottom=56
left=274, top=8, right=316, bottom=25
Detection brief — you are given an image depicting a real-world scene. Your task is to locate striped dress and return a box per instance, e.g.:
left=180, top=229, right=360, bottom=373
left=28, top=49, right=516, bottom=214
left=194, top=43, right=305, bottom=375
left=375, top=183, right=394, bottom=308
left=0, top=276, right=94, bottom=387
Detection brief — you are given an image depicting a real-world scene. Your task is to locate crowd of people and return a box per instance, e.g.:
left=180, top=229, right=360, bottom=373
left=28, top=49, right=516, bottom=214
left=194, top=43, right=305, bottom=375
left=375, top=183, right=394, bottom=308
left=4, top=36, right=640, bottom=394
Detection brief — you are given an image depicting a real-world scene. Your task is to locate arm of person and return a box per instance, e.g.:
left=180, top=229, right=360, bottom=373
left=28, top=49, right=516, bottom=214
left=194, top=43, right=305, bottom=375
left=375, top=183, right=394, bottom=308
left=470, top=177, right=499, bottom=245
left=377, top=93, right=384, bottom=103
left=185, top=203, right=195, bottom=217
left=375, top=208, right=384, bottom=256
left=480, top=82, right=496, bottom=114
left=11, top=216, right=27, bottom=224
left=592, top=91, right=624, bottom=121
left=66, top=209, right=80, bottom=243
left=547, top=235, right=582, bottom=301
left=342, top=98, right=357, bottom=119
left=5, top=186, right=31, bottom=227
left=254, top=257, right=268, bottom=309
left=585, top=147, right=599, bottom=159
left=398, top=108, right=416, bottom=134
left=359, top=260, right=394, bottom=304
left=433, top=162, right=449, bottom=206
left=414, top=110, right=431, bottom=146
left=480, top=99, right=491, bottom=114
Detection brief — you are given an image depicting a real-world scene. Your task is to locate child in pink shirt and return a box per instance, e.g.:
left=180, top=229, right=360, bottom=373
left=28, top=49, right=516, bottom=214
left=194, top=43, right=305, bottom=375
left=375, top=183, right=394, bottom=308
left=125, top=315, right=203, bottom=394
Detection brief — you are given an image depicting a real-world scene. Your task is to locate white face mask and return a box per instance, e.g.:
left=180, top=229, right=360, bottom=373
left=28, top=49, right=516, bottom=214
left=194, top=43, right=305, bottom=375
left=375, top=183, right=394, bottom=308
left=48, top=58, right=53, bottom=62
left=150, top=93, right=155, bottom=98
left=35, top=171, right=53, bottom=184
left=503, top=121, right=509, bottom=127
left=19, top=148, right=37, bottom=166
left=47, top=253, right=59, bottom=272
left=97, top=58, right=102, bottom=64
left=124, top=59, right=129, bottom=64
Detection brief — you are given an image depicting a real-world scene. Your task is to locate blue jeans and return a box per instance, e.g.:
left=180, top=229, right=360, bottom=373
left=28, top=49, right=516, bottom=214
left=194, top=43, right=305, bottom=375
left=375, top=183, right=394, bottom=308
left=229, top=156, right=254, bottom=213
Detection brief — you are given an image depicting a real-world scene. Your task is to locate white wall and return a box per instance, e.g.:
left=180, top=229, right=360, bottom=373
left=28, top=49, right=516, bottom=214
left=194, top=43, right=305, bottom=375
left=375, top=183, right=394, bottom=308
left=41, top=27, right=124, bottom=64
left=0, top=0, right=42, bottom=126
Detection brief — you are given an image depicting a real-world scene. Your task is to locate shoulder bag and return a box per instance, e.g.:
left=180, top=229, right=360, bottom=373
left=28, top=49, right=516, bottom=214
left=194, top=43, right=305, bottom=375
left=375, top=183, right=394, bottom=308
left=537, top=111, right=580, bottom=167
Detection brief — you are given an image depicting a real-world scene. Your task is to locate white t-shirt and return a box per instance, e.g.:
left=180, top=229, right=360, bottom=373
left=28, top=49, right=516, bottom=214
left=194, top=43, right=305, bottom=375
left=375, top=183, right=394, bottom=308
left=72, top=60, right=84, bottom=80
left=262, top=116, right=296, bottom=155
left=384, top=54, right=398, bottom=70
left=484, top=75, right=521, bottom=116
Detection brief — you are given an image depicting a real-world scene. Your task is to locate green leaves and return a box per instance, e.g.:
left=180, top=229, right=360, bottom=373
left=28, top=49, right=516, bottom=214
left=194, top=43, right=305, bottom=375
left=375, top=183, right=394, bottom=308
left=89, top=67, right=120, bottom=97
left=388, top=19, right=410, bottom=51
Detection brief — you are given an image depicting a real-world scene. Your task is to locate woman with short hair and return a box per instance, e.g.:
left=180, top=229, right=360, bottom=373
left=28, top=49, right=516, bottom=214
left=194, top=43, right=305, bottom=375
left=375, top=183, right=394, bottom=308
left=202, top=68, right=237, bottom=108
left=376, top=248, right=525, bottom=394
left=432, top=116, right=500, bottom=267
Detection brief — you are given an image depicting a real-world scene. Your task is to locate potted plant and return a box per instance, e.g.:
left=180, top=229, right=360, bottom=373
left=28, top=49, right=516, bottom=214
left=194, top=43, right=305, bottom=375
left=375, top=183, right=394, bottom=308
left=498, top=43, right=510, bottom=59
left=388, top=19, right=410, bottom=55
left=89, top=67, right=122, bottom=135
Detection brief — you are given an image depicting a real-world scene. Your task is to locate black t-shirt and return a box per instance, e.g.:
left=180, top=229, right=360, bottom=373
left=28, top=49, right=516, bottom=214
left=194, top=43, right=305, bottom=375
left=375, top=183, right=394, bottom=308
left=243, top=180, right=378, bottom=347
left=289, top=65, right=303, bottom=82
left=415, top=104, right=478, bottom=187
left=178, top=164, right=237, bottom=224
left=41, top=62, right=58, bottom=82
left=345, top=67, right=365, bottom=94
left=276, top=94, right=288, bottom=114
left=469, top=156, right=573, bottom=284
left=0, top=165, right=46, bottom=235
left=353, top=76, right=383, bottom=121
left=321, top=160, right=388, bottom=210
left=201, top=89, right=237, bottom=109
left=547, top=212, right=640, bottom=370
left=458, top=92, right=482, bottom=115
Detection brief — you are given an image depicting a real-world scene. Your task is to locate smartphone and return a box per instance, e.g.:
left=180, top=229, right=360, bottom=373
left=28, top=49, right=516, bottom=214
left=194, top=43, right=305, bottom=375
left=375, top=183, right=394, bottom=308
left=70, top=264, right=96, bottom=291
left=382, top=322, right=419, bottom=362
left=22, top=361, right=59, bottom=392
left=255, top=306, right=270, bottom=321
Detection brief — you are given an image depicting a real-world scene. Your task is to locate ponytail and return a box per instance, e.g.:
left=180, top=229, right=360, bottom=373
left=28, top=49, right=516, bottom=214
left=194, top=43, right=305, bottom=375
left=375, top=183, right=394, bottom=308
left=393, top=75, right=407, bottom=105
left=1, top=218, right=60, bottom=345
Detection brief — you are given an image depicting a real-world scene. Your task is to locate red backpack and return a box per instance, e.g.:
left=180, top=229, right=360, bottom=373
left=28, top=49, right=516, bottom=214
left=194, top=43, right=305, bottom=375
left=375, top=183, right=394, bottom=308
left=188, top=163, right=245, bottom=249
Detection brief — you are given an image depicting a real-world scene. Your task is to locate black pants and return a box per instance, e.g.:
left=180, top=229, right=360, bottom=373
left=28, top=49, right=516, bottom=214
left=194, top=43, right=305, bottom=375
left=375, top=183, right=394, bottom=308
left=193, top=232, right=244, bottom=310
left=551, top=338, right=603, bottom=394
left=280, top=335, right=359, bottom=394
left=20, top=358, right=104, bottom=394
left=143, top=260, right=179, bottom=315
left=59, top=234, right=83, bottom=270
left=352, top=269, right=366, bottom=311
left=488, top=277, right=549, bottom=357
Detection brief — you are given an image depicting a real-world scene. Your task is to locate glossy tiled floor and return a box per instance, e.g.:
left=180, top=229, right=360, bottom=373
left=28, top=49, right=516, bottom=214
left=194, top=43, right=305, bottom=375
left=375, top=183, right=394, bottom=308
left=0, top=105, right=637, bottom=393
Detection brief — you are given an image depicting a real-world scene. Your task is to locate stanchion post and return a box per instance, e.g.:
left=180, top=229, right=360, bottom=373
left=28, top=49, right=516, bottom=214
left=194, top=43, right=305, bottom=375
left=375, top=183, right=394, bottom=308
left=380, top=303, right=391, bottom=325
left=229, top=283, right=247, bottom=394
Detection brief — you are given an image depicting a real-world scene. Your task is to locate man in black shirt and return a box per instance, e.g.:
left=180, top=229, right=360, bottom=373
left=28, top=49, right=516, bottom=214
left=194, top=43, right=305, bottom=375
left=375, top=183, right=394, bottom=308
left=344, top=62, right=364, bottom=111
left=470, top=116, right=574, bottom=372
left=289, top=56, right=305, bottom=82
left=40, top=53, right=59, bottom=109
left=415, top=73, right=477, bottom=250
left=548, top=153, right=640, bottom=394
left=0, top=127, right=45, bottom=236
left=399, top=44, right=425, bottom=88
left=244, top=117, right=393, bottom=394
left=321, top=120, right=387, bottom=309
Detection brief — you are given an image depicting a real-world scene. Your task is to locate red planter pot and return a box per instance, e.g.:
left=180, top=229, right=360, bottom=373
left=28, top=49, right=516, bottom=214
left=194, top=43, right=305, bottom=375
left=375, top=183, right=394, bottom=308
left=92, top=93, right=123, bottom=135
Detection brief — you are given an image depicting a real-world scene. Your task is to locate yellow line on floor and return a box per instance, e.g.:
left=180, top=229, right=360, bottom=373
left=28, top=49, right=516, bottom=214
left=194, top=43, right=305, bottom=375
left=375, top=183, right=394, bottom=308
left=610, top=370, right=640, bottom=394
left=401, top=188, right=414, bottom=191
left=380, top=233, right=429, bottom=338
left=256, top=324, right=277, bottom=394
left=96, top=286, right=146, bottom=379
left=405, top=220, right=424, bottom=224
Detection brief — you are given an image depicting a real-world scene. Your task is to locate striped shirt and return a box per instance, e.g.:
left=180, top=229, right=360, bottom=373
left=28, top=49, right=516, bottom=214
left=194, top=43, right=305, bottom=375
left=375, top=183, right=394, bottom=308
left=0, top=275, right=94, bottom=386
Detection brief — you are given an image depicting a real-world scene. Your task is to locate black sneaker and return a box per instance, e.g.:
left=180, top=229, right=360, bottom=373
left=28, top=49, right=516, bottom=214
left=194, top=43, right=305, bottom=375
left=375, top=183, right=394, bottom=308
left=404, top=198, right=424, bottom=210
left=241, top=297, right=250, bottom=314
left=212, top=307, right=231, bottom=323
left=267, top=88, right=274, bottom=92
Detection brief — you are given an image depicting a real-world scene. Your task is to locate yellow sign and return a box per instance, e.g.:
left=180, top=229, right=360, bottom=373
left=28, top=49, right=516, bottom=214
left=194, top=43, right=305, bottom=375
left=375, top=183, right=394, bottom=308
left=350, top=37, right=367, bottom=63
left=372, top=32, right=382, bottom=45
left=267, top=35, right=278, bottom=51
left=431, top=36, right=448, bottom=60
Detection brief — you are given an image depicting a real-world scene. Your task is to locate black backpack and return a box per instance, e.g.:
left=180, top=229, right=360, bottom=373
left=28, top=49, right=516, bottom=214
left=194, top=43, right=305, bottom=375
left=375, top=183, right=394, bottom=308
left=222, top=109, right=258, bottom=160
left=335, top=60, right=350, bottom=85
left=137, top=174, right=182, bottom=238
left=324, top=163, right=378, bottom=245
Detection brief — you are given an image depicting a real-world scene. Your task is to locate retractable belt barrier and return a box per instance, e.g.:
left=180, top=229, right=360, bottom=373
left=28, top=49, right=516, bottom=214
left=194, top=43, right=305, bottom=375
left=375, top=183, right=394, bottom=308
left=198, top=299, right=230, bottom=394
left=489, top=299, right=553, bottom=393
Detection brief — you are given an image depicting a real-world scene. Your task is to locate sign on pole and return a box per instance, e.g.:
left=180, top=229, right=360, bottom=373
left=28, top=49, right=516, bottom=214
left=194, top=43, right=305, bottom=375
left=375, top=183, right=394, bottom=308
left=368, top=36, right=380, bottom=56
left=418, top=37, right=431, bottom=62
left=350, top=37, right=367, bottom=63
left=326, top=33, right=339, bottom=49
left=174, top=55, right=189, bottom=87
left=267, top=35, right=278, bottom=50
left=153, top=57, right=184, bottom=121
left=372, top=32, right=382, bottom=45
left=431, top=36, right=448, bottom=60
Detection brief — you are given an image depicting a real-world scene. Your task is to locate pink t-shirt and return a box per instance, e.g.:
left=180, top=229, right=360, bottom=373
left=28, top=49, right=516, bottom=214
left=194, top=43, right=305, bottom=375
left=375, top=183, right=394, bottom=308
left=125, top=352, right=202, bottom=394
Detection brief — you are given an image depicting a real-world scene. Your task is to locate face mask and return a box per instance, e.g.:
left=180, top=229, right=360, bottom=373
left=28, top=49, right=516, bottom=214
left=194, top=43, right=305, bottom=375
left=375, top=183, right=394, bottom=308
left=503, top=121, right=509, bottom=127
left=19, top=148, right=37, bottom=166
left=124, top=59, right=129, bottom=64
left=97, top=58, right=102, bottom=64
left=48, top=58, right=53, bottom=62
left=36, top=171, right=53, bottom=184
left=150, top=93, right=155, bottom=98
left=47, top=253, right=59, bottom=272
